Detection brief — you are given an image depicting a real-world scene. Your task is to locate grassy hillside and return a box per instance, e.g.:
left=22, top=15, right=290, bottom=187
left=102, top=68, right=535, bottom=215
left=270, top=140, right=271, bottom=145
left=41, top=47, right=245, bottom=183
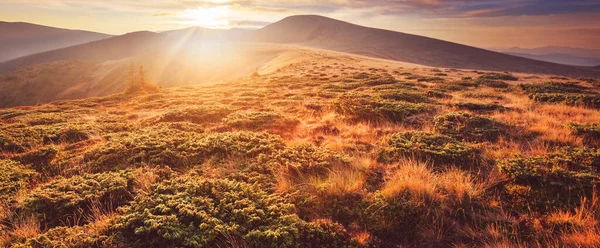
left=1, top=55, right=600, bottom=247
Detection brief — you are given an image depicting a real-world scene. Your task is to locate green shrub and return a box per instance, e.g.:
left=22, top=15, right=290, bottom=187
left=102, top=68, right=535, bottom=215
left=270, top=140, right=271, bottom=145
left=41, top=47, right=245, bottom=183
left=333, top=92, right=435, bottom=123
left=20, top=170, right=134, bottom=227
left=434, top=81, right=477, bottom=92
left=42, top=127, right=90, bottom=144
left=183, top=131, right=286, bottom=164
left=14, top=224, right=114, bottom=248
left=222, top=111, right=299, bottom=132
left=365, top=75, right=398, bottom=86
left=453, top=102, right=507, bottom=112
left=267, top=144, right=350, bottom=177
left=426, top=90, right=452, bottom=99
left=379, top=90, right=436, bottom=104
left=566, top=122, right=600, bottom=147
left=112, top=176, right=356, bottom=248
left=499, top=147, right=600, bottom=211
left=83, top=127, right=200, bottom=171
left=343, top=72, right=398, bottom=86
left=363, top=193, right=426, bottom=243
left=478, top=73, right=518, bottom=81
left=158, top=105, right=233, bottom=124
left=519, top=82, right=589, bottom=94
left=481, top=80, right=510, bottom=89
left=433, top=112, right=509, bottom=142
left=0, top=132, right=24, bottom=153
left=84, top=128, right=284, bottom=171
left=14, top=146, right=58, bottom=174
left=16, top=113, right=67, bottom=126
left=462, top=92, right=504, bottom=100
left=416, top=76, right=444, bottom=82
left=0, top=159, right=38, bottom=203
left=378, top=131, right=481, bottom=168
left=529, top=93, right=600, bottom=108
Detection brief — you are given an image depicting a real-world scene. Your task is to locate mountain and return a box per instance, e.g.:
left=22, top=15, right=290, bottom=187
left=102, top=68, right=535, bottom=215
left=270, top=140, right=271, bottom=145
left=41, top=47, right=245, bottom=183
left=0, top=31, right=164, bottom=73
left=0, top=21, right=111, bottom=62
left=493, top=46, right=600, bottom=66
left=502, top=53, right=600, bottom=67
left=496, top=46, right=600, bottom=58
left=248, top=15, right=600, bottom=77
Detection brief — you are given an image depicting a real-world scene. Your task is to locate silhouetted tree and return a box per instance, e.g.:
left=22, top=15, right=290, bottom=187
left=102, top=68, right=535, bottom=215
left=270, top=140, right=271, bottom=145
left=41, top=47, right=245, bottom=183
left=125, top=64, right=158, bottom=94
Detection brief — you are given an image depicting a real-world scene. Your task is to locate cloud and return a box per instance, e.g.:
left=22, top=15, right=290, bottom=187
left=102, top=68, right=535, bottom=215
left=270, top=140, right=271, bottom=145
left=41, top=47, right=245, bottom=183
left=152, top=12, right=174, bottom=17
left=459, top=8, right=505, bottom=17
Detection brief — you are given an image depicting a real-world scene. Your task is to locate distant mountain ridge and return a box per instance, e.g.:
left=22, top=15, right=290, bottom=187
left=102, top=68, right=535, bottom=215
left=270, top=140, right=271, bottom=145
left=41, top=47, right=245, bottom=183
left=497, top=46, right=600, bottom=58
left=494, top=46, right=600, bottom=66
left=503, top=53, right=600, bottom=67
left=0, top=31, right=164, bottom=72
left=0, top=21, right=111, bottom=62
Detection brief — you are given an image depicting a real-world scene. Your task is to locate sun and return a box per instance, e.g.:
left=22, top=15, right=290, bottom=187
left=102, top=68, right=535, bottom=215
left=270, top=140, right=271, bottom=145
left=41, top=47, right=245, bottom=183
left=181, top=6, right=230, bottom=28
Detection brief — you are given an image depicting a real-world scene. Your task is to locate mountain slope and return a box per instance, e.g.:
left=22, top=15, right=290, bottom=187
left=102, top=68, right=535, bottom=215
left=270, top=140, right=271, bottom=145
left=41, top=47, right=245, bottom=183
left=0, top=21, right=111, bottom=62
left=249, top=15, right=600, bottom=77
left=504, top=52, right=600, bottom=67
left=497, top=46, right=600, bottom=58
left=0, top=31, right=163, bottom=73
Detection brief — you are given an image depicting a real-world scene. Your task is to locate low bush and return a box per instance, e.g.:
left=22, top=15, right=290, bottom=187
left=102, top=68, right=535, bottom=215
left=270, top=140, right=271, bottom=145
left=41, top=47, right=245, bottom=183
left=112, top=176, right=357, bottom=248
left=478, top=73, right=518, bottom=81
left=42, top=127, right=90, bottom=144
left=462, top=92, right=504, bottom=100
left=333, top=92, right=436, bottom=123
left=0, top=159, right=38, bottom=203
left=379, top=90, right=436, bottom=104
left=453, top=102, right=508, bottom=112
left=14, top=224, right=114, bottom=247
left=434, top=81, right=478, bottom=92
left=519, top=82, right=589, bottom=94
left=499, top=147, right=600, bottom=211
left=19, top=170, right=134, bottom=228
left=183, top=131, right=286, bottom=164
left=267, top=144, right=350, bottom=178
left=566, top=122, right=600, bottom=147
left=365, top=75, right=398, bottom=86
left=433, top=112, right=509, bottom=142
left=0, top=132, right=24, bottom=153
left=415, top=76, right=444, bottom=82
left=426, top=90, right=452, bottom=99
left=529, top=93, right=600, bottom=109
left=14, top=146, right=58, bottom=174
left=158, top=105, right=233, bottom=124
left=378, top=131, right=481, bottom=168
left=481, top=80, right=510, bottom=89
left=84, top=128, right=285, bottom=171
left=222, top=111, right=300, bottom=133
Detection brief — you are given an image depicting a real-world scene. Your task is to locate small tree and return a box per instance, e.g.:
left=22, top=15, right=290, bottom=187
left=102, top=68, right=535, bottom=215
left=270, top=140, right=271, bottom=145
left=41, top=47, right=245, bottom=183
left=125, top=65, right=158, bottom=94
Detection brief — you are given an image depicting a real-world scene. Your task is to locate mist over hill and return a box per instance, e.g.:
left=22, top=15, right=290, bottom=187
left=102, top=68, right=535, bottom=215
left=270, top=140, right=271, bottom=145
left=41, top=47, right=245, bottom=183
left=0, top=21, right=111, bottom=62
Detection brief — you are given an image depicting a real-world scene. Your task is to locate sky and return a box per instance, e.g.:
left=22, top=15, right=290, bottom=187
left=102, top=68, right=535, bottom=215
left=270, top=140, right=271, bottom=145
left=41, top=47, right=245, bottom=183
left=1, top=0, right=600, bottom=50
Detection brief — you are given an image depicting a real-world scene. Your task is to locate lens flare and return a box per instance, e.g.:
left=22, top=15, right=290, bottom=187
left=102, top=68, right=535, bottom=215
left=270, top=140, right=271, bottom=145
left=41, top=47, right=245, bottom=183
left=180, top=6, right=230, bottom=28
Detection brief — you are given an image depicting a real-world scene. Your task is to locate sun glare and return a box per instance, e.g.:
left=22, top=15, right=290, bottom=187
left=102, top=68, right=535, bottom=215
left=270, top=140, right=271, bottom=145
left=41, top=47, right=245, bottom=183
left=181, top=6, right=230, bottom=28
